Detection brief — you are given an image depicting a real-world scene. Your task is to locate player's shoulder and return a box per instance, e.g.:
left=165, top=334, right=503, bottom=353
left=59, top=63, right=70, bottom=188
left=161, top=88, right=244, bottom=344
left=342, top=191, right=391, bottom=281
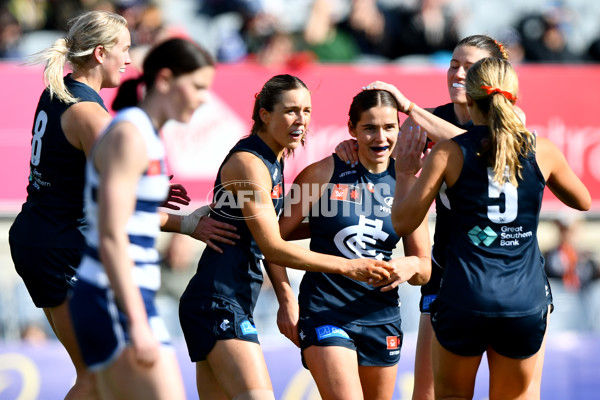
left=295, top=155, right=334, bottom=186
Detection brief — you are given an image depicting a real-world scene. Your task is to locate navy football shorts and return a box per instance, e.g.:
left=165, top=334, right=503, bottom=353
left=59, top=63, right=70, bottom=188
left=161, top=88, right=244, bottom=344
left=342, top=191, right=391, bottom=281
left=431, top=299, right=548, bottom=359
left=179, top=297, right=260, bottom=362
left=298, top=315, right=403, bottom=368
left=69, top=279, right=171, bottom=371
left=9, top=240, right=81, bottom=308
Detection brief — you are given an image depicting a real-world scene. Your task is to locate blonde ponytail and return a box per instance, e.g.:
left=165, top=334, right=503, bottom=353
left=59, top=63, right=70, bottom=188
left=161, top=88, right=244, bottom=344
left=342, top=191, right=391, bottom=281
left=28, top=37, right=76, bottom=103
left=466, top=57, right=535, bottom=187
left=26, top=11, right=127, bottom=104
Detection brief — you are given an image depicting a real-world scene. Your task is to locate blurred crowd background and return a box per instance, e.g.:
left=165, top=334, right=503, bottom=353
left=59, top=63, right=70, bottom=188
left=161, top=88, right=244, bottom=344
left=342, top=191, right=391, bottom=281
left=2, top=0, right=600, bottom=66
left=1, top=0, right=600, bottom=345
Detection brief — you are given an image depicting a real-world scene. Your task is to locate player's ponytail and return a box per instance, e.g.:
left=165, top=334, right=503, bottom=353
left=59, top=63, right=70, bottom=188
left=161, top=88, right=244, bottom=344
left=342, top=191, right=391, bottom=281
left=466, top=57, right=534, bottom=187
left=27, top=11, right=127, bottom=104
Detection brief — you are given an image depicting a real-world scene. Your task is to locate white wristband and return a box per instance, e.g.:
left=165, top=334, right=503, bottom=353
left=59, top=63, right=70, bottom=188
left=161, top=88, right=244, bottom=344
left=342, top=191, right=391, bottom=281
left=180, top=205, right=211, bottom=235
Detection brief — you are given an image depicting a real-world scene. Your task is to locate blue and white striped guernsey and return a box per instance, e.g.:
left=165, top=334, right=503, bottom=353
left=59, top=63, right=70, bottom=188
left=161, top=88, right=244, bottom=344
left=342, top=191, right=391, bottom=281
left=77, top=107, right=170, bottom=292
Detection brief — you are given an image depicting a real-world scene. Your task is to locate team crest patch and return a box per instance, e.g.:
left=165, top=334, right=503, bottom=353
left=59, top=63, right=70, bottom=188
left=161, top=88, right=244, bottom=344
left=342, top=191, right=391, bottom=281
left=386, top=336, right=398, bottom=350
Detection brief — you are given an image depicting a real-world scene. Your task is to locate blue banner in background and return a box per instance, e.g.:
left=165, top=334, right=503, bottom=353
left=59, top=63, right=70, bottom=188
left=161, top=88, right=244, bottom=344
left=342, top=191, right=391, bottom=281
left=0, top=333, right=599, bottom=399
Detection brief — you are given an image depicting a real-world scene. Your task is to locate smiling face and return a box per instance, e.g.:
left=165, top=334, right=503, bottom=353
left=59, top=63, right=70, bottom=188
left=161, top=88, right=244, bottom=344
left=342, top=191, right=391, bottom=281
left=349, top=105, right=398, bottom=173
left=100, top=28, right=132, bottom=89
left=447, top=45, right=492, bottom=105
left=259, top=87, right=312, bottom=156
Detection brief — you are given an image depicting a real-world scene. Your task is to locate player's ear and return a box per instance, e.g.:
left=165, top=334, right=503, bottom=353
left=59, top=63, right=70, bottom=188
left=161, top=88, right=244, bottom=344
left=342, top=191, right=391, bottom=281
left=348, top=121, right=357, bottom=138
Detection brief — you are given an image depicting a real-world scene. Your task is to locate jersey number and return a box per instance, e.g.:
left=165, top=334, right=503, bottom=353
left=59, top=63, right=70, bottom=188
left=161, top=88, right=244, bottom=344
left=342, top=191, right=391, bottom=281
left=30, top=111, right=48, bottom=166
left=487, top=167, right=518, bottom=224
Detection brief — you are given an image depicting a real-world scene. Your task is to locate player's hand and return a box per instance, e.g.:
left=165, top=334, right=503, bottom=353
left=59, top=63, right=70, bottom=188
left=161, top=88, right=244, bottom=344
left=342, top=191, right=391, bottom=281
left=394, top=126, right=428, bottom=176
left=129, top=321, right=159, bottom=368
left=335, top=139, right=359, bottom=167
left=343, top=258, right=393, bottom=282
left=372, top=257, right=419, bottom=292
left=181, top=205, right=240, bottom=253
left=362, top=81, right=412, bottom=114
left=277, top=299, right=300, bottom=347
left=161, top=176, right=191, bottom=210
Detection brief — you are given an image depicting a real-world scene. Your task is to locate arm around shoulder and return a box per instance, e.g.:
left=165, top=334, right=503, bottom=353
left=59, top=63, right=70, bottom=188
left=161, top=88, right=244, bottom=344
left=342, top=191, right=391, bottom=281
left=279, top=155, right=334, bottom=239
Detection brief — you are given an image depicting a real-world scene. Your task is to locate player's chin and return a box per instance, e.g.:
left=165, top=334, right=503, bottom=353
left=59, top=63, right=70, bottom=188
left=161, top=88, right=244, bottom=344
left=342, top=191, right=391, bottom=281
left=449, top=91, right=466, bottom=105
left=176, top=109, right=195, bottom=124
left=285, top=140, right=303, bottom=150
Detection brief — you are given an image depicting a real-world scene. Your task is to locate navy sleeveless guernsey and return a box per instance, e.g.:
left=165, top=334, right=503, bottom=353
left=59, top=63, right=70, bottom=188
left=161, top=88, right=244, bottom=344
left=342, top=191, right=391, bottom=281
left=180, top=134, right=284, bottom=314
left=440, top=125, right=547, bottom=316
left=10, top=74, right=107, bottom=248
left=299, top=154, right=401, bottom=325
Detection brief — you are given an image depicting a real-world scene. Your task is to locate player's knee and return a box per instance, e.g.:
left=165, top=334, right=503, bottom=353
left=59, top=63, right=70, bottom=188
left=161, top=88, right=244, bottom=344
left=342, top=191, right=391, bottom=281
left=232, top=389, right=275, bottom=400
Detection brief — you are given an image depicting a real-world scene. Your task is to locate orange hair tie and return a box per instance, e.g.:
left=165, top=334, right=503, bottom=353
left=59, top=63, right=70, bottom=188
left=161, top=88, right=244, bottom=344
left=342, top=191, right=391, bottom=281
left=494, top=39, right=506, bottom=56
left=480, top=85, right=517, bottom=103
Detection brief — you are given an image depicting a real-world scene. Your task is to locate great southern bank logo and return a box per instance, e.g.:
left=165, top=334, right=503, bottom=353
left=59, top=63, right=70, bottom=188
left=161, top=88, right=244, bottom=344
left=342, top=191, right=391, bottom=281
left=468, top=225, right=498, bottom=246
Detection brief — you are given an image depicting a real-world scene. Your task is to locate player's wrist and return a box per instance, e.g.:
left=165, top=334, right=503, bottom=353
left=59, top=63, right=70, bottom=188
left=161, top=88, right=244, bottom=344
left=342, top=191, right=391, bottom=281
left=180, top=205, right=211, bottom=235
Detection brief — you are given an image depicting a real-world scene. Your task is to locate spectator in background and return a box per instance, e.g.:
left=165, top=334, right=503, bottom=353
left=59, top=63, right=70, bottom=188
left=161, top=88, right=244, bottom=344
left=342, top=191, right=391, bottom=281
left=378, top=0, right=460, bottom=60
left=197, top=0, right=274, bottom=62
left=43, top=0, right=87, bottom=31
left=116, top=0, right=173, bottom=47
left=498, top=27, right=525, bottom=65
left=0, top=6, right=23, bottom=59
left=196, top=0, right=315, bottom=66
left=516, top=4, right=581, bottom=63
left=5, top=0, right=47, bottom=31
left=586, top=36, right=600, bottom=62
left=303, top=0, right=379, bottom=62
left=545, top=214, right=600, bottom=292
left=252, top=30, right=315, bottom=68
left=544, top=213, right=600, bottom=332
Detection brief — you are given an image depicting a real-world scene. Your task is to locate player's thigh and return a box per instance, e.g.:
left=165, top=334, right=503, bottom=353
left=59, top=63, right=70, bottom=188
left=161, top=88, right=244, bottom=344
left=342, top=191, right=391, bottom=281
left=44, top=300, right=87, bottom=372
left=196, top=360, right=228, bottom=400
left=304, top=345, right=363, bottom=400
left=431, top=335, right=482, bottom=399
left=358, top=364, right=398, bottom=400
left=487, top=346, right=538, bottom=400
left=206, top=339, right=273, bottom=398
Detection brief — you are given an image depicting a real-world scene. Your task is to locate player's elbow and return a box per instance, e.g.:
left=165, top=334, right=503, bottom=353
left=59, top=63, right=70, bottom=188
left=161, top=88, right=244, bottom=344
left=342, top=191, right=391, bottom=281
left=578, top=192, right=592, bottom=211
left=392, top=218, right=414, bottom=237
left=260, top=240, right=289, bottom=266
